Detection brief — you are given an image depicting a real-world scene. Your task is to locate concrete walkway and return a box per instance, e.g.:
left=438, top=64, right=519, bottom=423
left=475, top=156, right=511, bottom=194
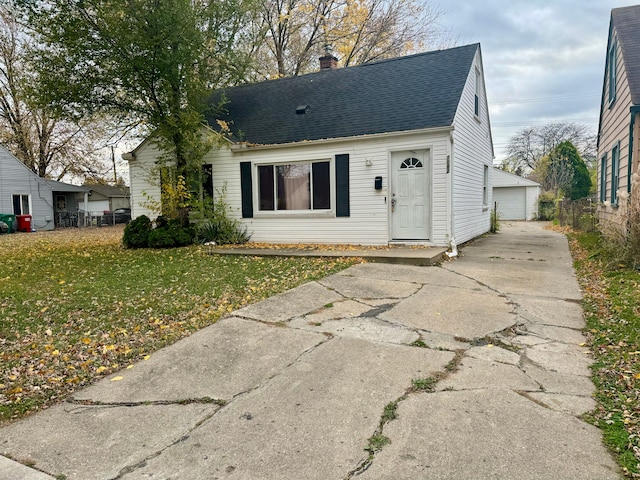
left=0, top=222, right=620, bottom=479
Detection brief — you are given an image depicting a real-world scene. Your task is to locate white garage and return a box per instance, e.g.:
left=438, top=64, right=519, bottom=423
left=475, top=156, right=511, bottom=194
left=492, top=169, right=541, bottom=221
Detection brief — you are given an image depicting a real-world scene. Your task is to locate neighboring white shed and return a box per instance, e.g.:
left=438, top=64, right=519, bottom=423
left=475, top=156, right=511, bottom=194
left=492, top=168, right=541, bottom=221
left=0, top=144, right=55, bottom=231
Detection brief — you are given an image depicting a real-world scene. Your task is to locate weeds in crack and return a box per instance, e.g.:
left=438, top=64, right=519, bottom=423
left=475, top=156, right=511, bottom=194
left=365, top=434, right=391, bottom=453
left=346, top=352, right=466, bottom=479
left=411, top=377, right=438, bottom=392
left=381, top=400, right=400, bottom=423
left=411, top=339, right=427, bottom=348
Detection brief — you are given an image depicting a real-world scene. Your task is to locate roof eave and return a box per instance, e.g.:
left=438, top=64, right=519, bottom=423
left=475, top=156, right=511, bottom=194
left=229, top=126, right=455, bottom=152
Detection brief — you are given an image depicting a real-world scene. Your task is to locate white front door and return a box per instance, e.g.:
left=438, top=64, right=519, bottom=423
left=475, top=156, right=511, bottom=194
left=391, top=150, right=430, bottom=240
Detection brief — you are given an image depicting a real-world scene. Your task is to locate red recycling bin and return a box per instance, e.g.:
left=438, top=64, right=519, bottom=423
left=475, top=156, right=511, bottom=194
left=16, top=214, right=32, bottom=232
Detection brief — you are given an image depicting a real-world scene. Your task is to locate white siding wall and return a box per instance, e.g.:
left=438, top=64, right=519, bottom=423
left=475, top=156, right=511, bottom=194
left=129, top=131, right=452, bottom=245
left=451, top=48, right=494, bottom=244
left=0, top=146, right=54, bottom=231
left=222, top=132, right=451, bottom=245
left=128, top=142, right=163, bottom=220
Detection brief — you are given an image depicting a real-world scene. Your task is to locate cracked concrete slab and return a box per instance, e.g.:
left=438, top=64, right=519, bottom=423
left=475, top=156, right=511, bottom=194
left=437, top=356, right=540, bottom=392
left=530, top=341, right=592, bottom=357
left=525, top=348, right=593, bottom=377
left=445, top=259, right=582, bottom=299
left=123, top=338, right=454, bottom=480
left=337, top=262, right=483, bottom=290
left=0, top=403, right=218, bottom=480
left=379, top=284, right=515, bottom=339
left=508, top=334, right=552, bottom=347
left=511, top=295, right=585, bottom=328
left=234, top=281, right=343, bottom=322
left=293, top=299, right=372, bottom=322
left=466, top=345, right=521, bottom=365
left=358, top=389, right=619, bottom=480
left=418, top=331, right=469, bottom=351
left=319, top=273, right=421, bottom=299
left=289, top=316, right=419, bottom=345
left=74, top=317, right=325, bottom=403
left=528, top=392, right=597, bottom=416
left=0, top=222, right=618, bottom=480
left=522, top=362, right=596, bottom=396
left=0, top=456, right=55, bottom=480
left=525, top=323, right=588, bottom=344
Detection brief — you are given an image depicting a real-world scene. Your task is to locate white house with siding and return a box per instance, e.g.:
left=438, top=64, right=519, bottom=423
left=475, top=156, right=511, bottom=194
left=0, top=144, right=55, bottom=231
left=126, top=44, right=494, bottom=247
left=492, top=169, right=540, bottom=221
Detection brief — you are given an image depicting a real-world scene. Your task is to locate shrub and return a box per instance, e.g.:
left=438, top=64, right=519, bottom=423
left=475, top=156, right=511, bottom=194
left=148, top=220, right=195, bottom=249
left=196, top=217, right=250, bottom=245
left=538, top=191, right=557, bottom=221
left=123, top=215, right=152, bottom=248
left=195, top=184, right=251, bottom=245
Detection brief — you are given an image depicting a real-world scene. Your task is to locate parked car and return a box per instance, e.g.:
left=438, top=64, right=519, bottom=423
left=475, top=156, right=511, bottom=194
left=101, top=208, right=131, bottom=225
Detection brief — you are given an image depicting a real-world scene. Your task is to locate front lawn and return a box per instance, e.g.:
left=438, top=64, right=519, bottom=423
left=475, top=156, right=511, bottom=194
left=0, top=227, right=357, bottom=424
left=569, top=230, right=640, bottom=477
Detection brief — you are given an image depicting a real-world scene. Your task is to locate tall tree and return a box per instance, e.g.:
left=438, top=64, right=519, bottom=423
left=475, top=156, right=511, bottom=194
left=535, top=141, right=591, bottom=200
left=251, top=0, right=454, bottom=78
left=0, top=2, right=114, bottom=181
left=504, top=122, right=596, bottom=174
left=22, top=0, right=255, bottom=222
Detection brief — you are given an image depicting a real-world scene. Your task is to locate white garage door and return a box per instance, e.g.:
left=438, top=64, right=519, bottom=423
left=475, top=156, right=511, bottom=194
left=493, top=187, right=526, bottom=220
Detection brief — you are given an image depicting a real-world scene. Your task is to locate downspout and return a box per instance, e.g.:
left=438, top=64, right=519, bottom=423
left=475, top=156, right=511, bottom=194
left=628, top=106, right=640, bottom=194
left=448, top=130, right=455, bottom=249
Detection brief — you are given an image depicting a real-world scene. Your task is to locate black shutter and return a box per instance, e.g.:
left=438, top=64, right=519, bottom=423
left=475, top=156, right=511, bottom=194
left=335, top=154, right=350, bottom=217
left=240, top=162, right=253, bottom=218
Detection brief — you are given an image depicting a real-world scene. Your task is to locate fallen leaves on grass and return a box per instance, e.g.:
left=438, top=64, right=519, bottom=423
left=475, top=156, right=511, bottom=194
left=569, top=232, right=640, bottom=477
left=0, top=227, right=357, bottom=423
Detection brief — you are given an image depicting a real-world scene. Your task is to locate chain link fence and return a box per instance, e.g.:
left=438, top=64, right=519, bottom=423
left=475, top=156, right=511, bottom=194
left=557, top=197, right=598, bottom=232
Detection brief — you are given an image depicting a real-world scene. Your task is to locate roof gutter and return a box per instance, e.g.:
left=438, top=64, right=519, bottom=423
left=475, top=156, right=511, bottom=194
left=629, top=106, right=640, bottom=194
left=229, top=126, right=455, bottom=152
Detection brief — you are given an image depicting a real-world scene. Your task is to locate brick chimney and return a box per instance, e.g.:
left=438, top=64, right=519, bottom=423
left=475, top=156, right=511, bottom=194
left=319, top=45, right=338, bottom=70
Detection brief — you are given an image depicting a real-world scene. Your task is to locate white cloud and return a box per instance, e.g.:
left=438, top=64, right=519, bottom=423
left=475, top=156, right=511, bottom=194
left=438, top=0, right=640, bottom=159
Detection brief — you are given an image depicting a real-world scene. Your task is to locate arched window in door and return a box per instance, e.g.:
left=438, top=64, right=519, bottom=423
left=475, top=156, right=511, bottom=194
left=400, top=157, right=423, bottom=169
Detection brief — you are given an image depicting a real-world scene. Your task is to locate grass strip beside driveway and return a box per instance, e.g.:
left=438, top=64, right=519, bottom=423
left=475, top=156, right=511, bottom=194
left=0, top=227, right=357, bottom=424
left=569, top=231, right=640, bottom=477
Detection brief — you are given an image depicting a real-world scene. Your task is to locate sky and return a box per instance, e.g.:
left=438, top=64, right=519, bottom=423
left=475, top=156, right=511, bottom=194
left=437, top=0, right=640, bottom=163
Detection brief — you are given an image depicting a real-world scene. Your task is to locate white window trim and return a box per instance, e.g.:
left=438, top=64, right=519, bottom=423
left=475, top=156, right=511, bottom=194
left=608, top=40, right=617, bottom=107
left=252, top=158, right=336, bottom=218
left=12, top=193, right=32, bottom=215
left=482, top=164, right=489, bottom=208
left=474, top=68, right=481, bottom=120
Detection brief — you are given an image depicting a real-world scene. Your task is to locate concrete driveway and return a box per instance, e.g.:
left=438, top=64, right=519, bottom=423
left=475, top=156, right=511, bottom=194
left=0, top=222, right=620, bottom=479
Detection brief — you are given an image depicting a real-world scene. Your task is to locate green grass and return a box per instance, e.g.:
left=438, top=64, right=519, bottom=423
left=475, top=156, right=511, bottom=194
left=0, top=228, right=356, bottom=424
left=569, top=230, right=640, bottom=477
left=411, top=377, right=438, bottom=392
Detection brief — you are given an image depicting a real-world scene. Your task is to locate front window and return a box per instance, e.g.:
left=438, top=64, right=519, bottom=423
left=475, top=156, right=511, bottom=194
left=13, top=194, right=30, bottom=215
left=258, top=160, right=331, bottom=211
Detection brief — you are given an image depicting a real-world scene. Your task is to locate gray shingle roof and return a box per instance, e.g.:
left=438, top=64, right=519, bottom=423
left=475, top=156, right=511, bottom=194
left=84, top=184, right=130, bottom=198
left=207, top=44, right=479, bottom=145
left=45, top=179, right=90, bottom=193
left=612, top=5, right=640, bottom=105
